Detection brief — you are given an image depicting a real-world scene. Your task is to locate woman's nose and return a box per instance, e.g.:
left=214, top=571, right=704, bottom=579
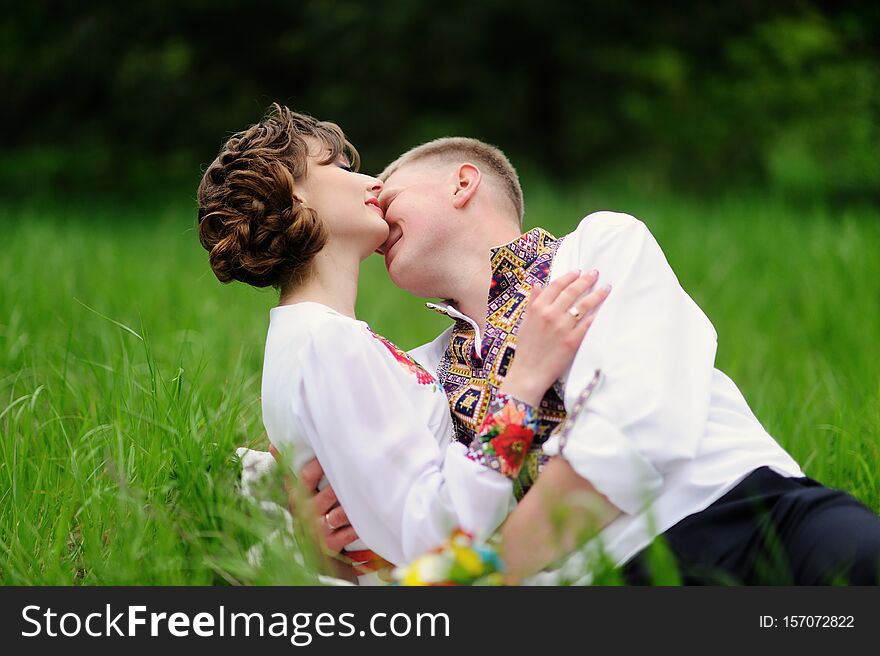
left=367, top=177, right=383, bottom=193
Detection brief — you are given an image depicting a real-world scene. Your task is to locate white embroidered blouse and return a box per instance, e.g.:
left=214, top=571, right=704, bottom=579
left=260, top=302, right=516, bottom=568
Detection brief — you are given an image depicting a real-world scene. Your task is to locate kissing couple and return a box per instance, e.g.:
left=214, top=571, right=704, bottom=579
left=198, top=104, right=880, bottom=585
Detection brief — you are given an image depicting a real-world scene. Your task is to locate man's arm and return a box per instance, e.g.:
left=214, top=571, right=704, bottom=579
left=499, top=456, right=620, bottom=583
left=500, top=212, right=718, bottom=580
left=541, top=212, right=718, bottom=516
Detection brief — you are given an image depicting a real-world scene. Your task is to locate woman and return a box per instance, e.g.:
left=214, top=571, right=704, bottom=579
left=197, top=104, right=608, bottom=582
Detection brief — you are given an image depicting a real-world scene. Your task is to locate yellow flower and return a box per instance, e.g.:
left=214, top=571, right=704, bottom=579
left=453, top=546, right=485, bottom=576
left=402, top=567, right=425, bottom=586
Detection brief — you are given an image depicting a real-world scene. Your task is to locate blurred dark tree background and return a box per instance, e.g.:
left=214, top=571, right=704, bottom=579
left=2, top=0, right=878, bottom=199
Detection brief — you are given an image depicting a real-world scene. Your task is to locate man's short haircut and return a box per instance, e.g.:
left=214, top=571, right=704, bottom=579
left=379, top=137, right=524, bottom=227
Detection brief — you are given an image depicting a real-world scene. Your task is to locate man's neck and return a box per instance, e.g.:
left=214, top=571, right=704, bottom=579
left=447, top=219, right=523, bottom=330
left=450, top=258, right=492, bottom=331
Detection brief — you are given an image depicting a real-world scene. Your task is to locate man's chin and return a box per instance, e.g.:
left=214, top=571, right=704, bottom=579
left=385, top=260, right=438, bottom=299
left=384, top=256, right=402, bottom=284
left=384, top=257, right=415, bottom=293
left=383, top=253, right=396, bottom=275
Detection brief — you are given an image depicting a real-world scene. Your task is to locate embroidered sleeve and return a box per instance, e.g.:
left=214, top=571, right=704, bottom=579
left=466, top=392, right=539, bottom=479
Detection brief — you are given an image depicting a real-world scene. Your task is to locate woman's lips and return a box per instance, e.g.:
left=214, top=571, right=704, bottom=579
left=365, top=199, right=384, bottom=216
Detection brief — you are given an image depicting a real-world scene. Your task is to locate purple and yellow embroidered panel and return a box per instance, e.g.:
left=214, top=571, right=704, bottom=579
left=432, top=227, right=568, bottom=499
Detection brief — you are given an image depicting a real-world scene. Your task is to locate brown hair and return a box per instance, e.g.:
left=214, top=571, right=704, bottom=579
left=379, top=137, right=523, bottom=226
left=197, top=103, right=360, bottom=290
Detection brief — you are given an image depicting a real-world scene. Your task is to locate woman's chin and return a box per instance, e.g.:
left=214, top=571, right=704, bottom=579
left=361, top=234, right=390, bottom=260
left=368, top=227, right=391, bottom=254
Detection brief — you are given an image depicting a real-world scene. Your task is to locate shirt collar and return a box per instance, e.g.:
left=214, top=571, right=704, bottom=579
left=424, top=226, right=559, bottom=321
left=488, top=226, right=558, bottom=277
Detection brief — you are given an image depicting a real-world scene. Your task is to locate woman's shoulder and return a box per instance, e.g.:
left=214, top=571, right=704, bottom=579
left=266, top=302, right=439, bottom=388
left=265, top=302, right=372, bottom=367
left=269, top=302, right=366, bottom=339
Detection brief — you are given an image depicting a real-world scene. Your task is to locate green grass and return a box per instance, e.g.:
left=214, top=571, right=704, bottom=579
left=1, top=184, right=878, bottom=585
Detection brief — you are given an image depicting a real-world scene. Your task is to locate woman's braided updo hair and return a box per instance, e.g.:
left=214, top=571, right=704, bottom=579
left=197, top=103, right=360, bottom=290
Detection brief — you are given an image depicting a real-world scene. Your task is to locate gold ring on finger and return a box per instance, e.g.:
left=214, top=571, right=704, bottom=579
left=568, top=306, right=582, bottom=320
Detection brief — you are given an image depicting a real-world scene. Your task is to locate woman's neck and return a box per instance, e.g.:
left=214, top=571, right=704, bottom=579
left=279, top=247, right=361, bottom=319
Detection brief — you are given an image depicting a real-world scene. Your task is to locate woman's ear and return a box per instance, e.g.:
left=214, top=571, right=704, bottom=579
left=452, top=163, right=482, bottom=209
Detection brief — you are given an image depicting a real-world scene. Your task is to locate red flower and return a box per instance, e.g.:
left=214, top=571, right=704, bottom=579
left=490, top=425, right=534, bottom=476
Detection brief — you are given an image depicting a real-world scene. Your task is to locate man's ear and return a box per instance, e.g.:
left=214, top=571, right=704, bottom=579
left=452, top=163, right=482, bottom=209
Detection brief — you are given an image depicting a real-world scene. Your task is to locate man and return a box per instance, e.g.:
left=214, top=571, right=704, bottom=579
left=287, top=137, right=880, bottom=585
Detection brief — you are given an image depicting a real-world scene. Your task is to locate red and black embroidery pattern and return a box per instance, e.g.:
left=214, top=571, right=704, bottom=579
left=367, top=327, right=439, bottom=388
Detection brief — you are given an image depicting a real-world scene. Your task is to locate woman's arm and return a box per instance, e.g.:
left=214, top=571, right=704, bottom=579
left=284, top=273, right=609, bottom=565
left=288, top=319, right=512, bottom=565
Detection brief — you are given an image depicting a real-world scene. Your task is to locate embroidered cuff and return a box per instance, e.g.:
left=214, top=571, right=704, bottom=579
left=466, top=392, right=539, bottom=479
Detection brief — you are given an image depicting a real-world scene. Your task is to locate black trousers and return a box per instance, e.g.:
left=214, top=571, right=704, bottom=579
left=621, top=466, right=880, bottom=585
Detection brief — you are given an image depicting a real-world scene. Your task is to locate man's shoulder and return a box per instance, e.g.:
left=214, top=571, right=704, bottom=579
left=567, top=210, right=647, bottom=239
left=551, top=211, right=650, bottom=261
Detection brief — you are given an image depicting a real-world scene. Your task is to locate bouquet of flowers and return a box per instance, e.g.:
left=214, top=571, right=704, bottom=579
left=392, top=529, right=506, bottom=586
